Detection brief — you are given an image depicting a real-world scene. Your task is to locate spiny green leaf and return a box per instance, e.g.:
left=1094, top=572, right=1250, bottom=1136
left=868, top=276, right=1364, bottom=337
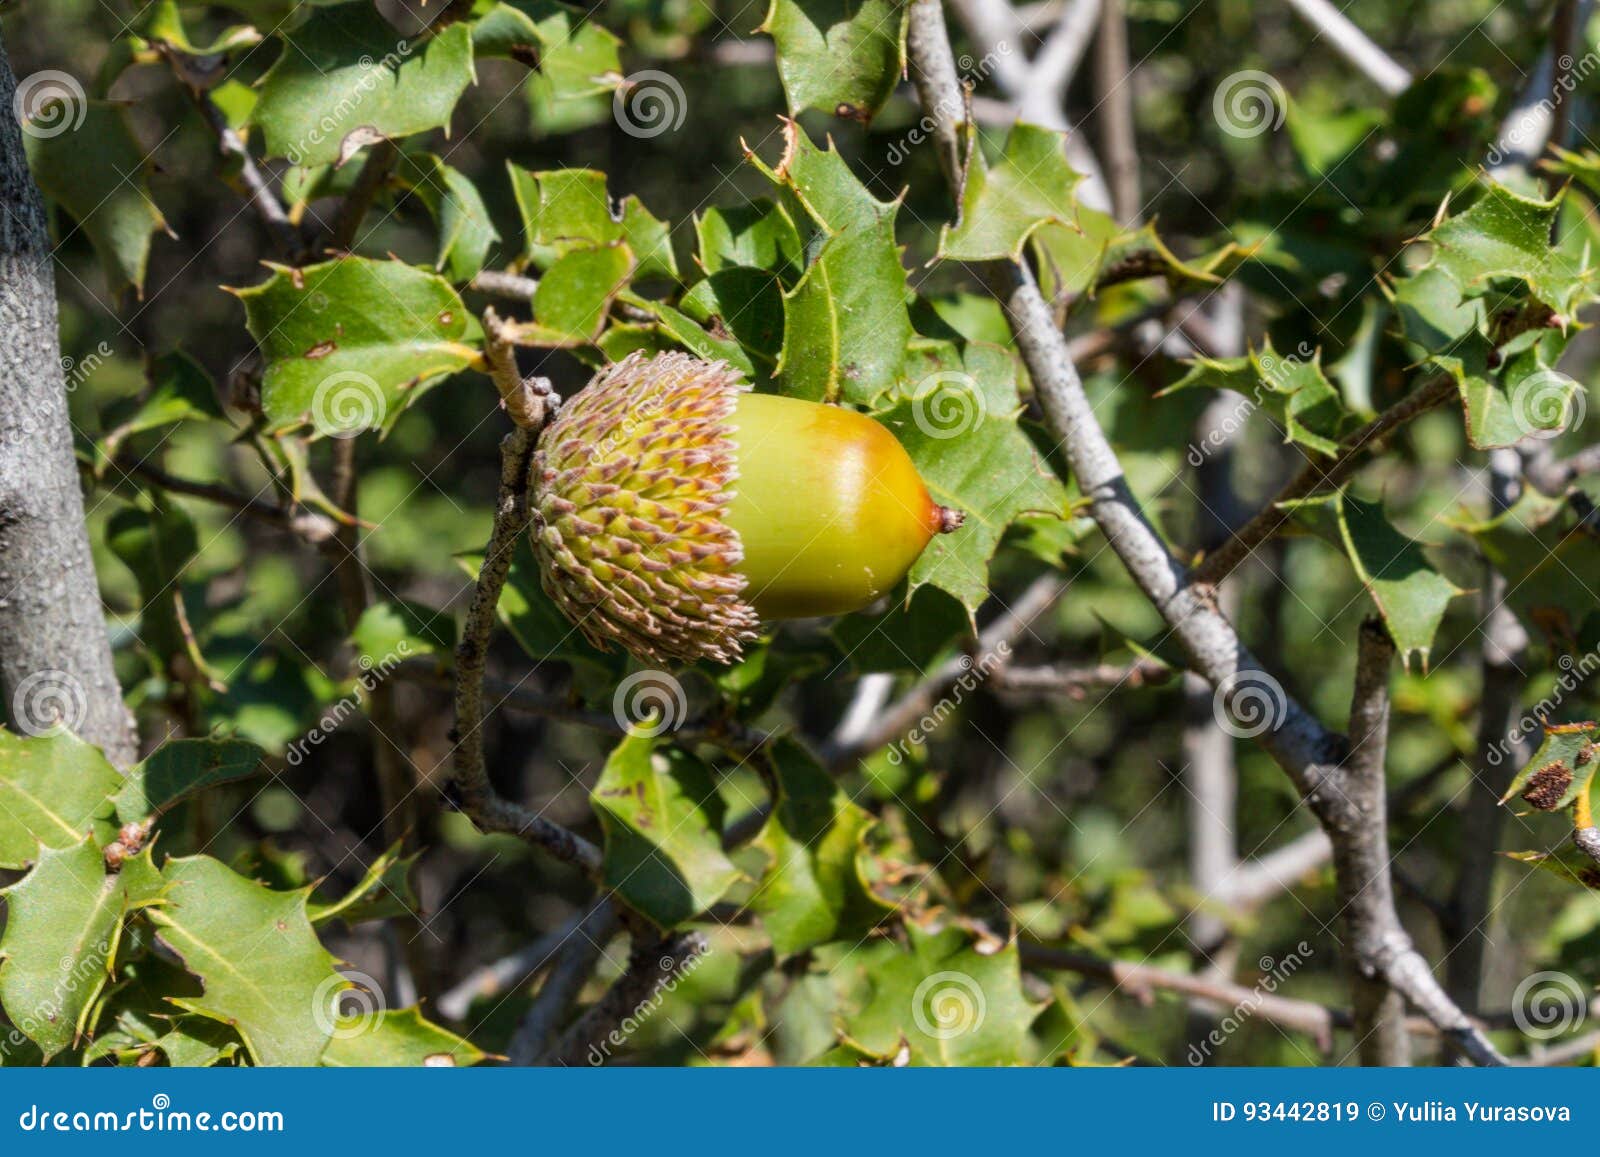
left=591, top=733, right=741, bottom=929
left=523, top=243, right=634, bottom=346
left=397, top=153, right=500, bottom=283
left=1161, top=339, right=1350, bottom=457
left=508, top=166, right=677, bottom=280
left=309, top=843, right=421, bottom=927
left=25, top=100, right=169, bottom=295
left=695, top=199, right=804, bottom=283
left=1424, top=180, right=1597, bottom=318
left=750, top=125, right=911, bottom=404
left=940, top=122, right=1083, bottom=263
left=0, top=731, right=121, bottom=870
left=113, top=738, right=265, bottom=824
left=151, top=856, right=341, bottom=1067
left=832, top=924, right=1044, bottom=1065
left=252, top=6, right=476, bottom=168
left=760, top=0, right=908, bottom=122
left=0, top=838, right=155, bottom=1059
left=750, top=738, right=892, bottom=957
left=231, top=257, right=481, bottom=437
left=1465, top=489, right=1600, bottom=646
left=1283, top=490, right=1463, bottom=668
left=138, top=0, right=261, bottom=56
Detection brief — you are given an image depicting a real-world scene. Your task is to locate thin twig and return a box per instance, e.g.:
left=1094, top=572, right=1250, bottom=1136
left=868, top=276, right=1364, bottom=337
left=1093, top=0, right=1140, bottom=226
left=508, top=900, right=621, bottom=1064
left=471, top=269, right=541, bottom=301
left=451, top=427, right=604, bottom=874
left=1191, top=376, right=1455, bottom=586
left=541, top=929, right=708, bottom=1066
left=103, top=458, right=339, bottom=544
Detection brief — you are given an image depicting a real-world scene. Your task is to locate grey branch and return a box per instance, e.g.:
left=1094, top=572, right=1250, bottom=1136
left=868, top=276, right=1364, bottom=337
left=542, top=928, right=708, bottom=1066
left=0, top=32, right=137, bottom=766
left=1336, top=620, right=1411, bottom=1065
left=905, top=0, right=1504, bottom=1063
left=508, top=899, right=621, bottom=1064
left=105, top=458, right=339, bottom=544
left=451, top=426, right=603, bottom=875
left=1279, top=0, right=1411, bottom=96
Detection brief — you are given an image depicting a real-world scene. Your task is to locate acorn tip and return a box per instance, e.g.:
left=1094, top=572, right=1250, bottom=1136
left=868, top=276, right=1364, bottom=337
left=935, top=506, right=965, bottom=534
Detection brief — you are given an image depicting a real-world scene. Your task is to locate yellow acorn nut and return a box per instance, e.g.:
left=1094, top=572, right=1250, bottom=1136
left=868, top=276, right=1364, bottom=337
left=530, top=351, right=962, bottom=665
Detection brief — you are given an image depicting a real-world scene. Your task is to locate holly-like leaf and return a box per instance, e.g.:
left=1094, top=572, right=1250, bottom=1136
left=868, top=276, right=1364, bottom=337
left=522, top=243, right=634, bottom=346
left=252, top=6, right=476, bottom=168
left=833, top=924, right=1043, bottom=1065
left=508, top=166, right=677, bottom=280
left=1424, top=180, right=1595, bottom=318
left=113, top=738, right=265, bottom=824
left=590, top=733, right=741, bottom=929
left=230, top=257, right=481, bottom=437
left=939, top=123, right=1083, bottom=263
left=695, top=199, right=804, bottom=283
left=680, top=267, right=787, bottom=368
left=0, top=838, right=155, bottom=1059
left=1504, top=847, right=1600, bottom=891
left=309, top=843, right=421, bottom=927
left=750, top=738, right=892, bottom=957
left=25, top=100, right=170, bottom=295
left=151, top=856, right=342, bottom=1067
left=759, top=0, right=908, bottom=122
left=1160, top=339, right=1350, bottom=457
left=872, top=343, right=1070, bottom=614
left=0, top=731, right=121, bottom=870
left=750, top=126, right=912, bottom=404
left=397, top=154, right=500, bottom=283
left=320, top=1006, right=487, bottom=1066
left=98, top=353, right=228, bottom=465
left=1283, top=490, right=1463, bottom=668
left=474, top=0, right=624, bottom=114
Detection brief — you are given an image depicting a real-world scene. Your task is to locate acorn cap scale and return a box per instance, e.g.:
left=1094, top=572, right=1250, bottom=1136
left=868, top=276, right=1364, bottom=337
left=531, top=351, right=959, bottom=666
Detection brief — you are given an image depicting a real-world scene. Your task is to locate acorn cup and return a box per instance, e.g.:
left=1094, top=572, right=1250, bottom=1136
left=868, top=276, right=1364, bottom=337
left=530, top=352, right=964, bottom=665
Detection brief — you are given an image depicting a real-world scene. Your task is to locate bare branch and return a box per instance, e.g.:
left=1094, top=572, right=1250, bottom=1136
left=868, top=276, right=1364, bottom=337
left=905, top=0, right=1505, bottom=1064
left=1031, top=0, right=1102, bottom=94
left=1093, top=0, right=1140, bottom=225
left=542, top=928, right=708, bottom=1066
left=508, top=900, right=621, bottom=1064
left=1279, top=0, right=1411, bottom=96
left=470, top=269, right=540, bottom=301
left=106, top=458, right=340, bottom=545
left=451, top=426, right=604, bottom=875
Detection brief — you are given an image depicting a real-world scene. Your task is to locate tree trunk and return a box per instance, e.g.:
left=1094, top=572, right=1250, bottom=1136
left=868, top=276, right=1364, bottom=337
left=0, top=30, right=137, bottom=766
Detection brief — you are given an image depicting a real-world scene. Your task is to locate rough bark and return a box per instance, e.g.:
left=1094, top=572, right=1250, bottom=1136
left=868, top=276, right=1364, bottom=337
left=0, top=31, right=136, bottom=766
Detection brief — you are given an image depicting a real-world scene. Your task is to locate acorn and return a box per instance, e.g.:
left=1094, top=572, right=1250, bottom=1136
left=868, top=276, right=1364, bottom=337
left=531, top=352, right=963, bottom=665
